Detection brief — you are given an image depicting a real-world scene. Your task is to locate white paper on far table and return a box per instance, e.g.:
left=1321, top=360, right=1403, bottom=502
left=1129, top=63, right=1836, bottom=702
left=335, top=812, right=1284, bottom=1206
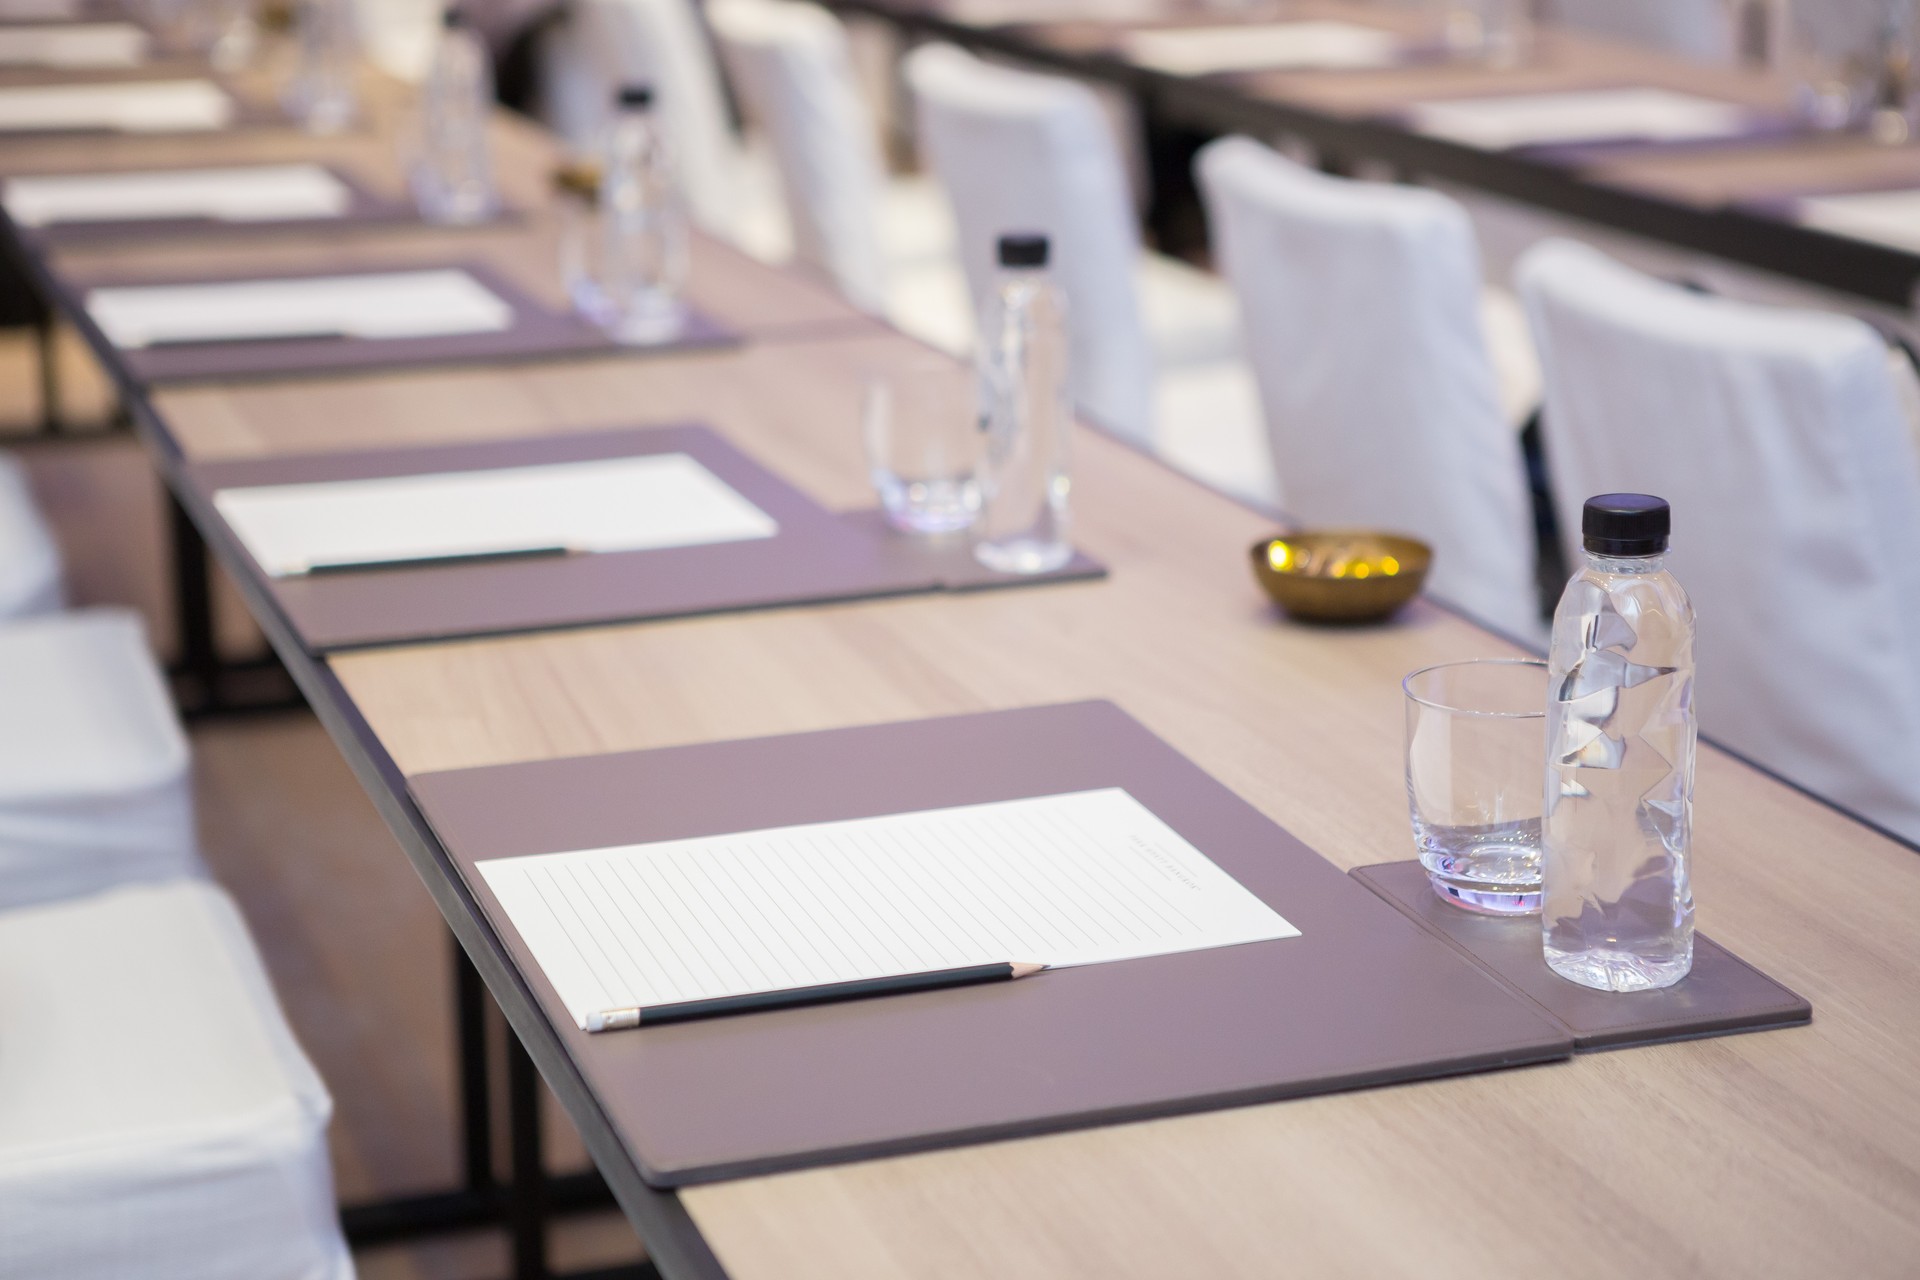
left=5, top=164, right=353, bottom=227
left=0, top=23, right=147, bottom=68
left=1796, top=188, right=1920, bottom=254
left=214, top=453, right=781, bottom=577
left=1406, top=88, right=1754, bottom=149
left=0, top=80, right=234, bottom=134
left=85, top=268, right=514, bottom=349
left=476, top=787, right=1301, bottom=1030
left=1127, top=21, right=1402, bottom=74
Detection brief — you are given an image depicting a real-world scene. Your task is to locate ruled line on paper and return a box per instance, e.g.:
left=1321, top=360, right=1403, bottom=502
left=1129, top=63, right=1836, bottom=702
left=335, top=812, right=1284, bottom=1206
left=476, top=787, right=1301, bottom=1029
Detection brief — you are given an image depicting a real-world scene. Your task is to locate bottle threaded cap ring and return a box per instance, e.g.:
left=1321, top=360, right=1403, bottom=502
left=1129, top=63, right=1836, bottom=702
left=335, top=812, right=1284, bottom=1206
left=997, top=233, right=1049, bottom=268
left=1583, top=493, right=1670, bottom=556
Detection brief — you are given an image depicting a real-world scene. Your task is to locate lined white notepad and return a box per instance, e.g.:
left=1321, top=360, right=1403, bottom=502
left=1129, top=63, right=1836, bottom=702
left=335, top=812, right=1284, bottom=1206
left=1127, top=22, right=1402, bottom=75
left=477, top=787, right=1300, bottom=1030
left=5, top=164, right=353, bottom=227
left=1407, top=88, right=1753, bottom=149
left=215, top=453, right=780, bottom=576
left=1797, top=188, right=1920, bottom=254
left=0, top=80, right=234, bottom=134
left=85, top=268, right=513, bottom=349
left=0, top=22, right=146, bottom=68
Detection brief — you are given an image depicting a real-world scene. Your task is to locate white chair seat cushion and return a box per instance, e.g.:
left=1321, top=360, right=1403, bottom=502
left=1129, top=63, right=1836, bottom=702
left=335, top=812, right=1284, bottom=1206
left=1153, top=358, right=1278, bottom=508
left=1137, top=251, right=1243, bottom=369
left=0, top=609, right=200, bottom=909
left=1480, top=285, right=1543, bottom=429
left=0, top=881, right=350, bottom=1280
left=0, top=454, right=62, bottom=620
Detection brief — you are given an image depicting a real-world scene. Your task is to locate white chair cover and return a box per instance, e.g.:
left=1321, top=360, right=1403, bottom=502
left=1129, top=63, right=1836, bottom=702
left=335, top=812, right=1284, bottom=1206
left=904, top=43, right=1157, bottom=442
left=0, top=609, right=201, bottom=910
left=347, top=0, right=440, bottom=81
left=0, top=453, right=61, bottom=620
left=544, top=0, right=747, bottom=237
left=1195, top=136, right=1540, bottom=638
left=0, top=881, right=351, bottom=1280
left=1538, top=0, right=1735, bottom=63
left=710, top=0, right=890, bottom=312
left=1518, top=238, right=1920, bottom=843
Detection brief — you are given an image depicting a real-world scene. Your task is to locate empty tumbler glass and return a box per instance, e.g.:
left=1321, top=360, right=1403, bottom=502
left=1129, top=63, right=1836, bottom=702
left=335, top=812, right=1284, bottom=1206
left=1404, top=658, right=1549, bottom=914
left=862, top=360, right=982, bottom=535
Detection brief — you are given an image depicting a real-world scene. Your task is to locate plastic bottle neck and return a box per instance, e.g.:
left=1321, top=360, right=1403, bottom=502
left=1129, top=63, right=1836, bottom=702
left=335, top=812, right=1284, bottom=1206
left=1586, top=549, right=1668, bottom=575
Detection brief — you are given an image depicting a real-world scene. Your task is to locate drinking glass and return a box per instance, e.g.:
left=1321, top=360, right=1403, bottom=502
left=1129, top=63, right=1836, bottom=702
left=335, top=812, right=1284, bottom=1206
left=1773, top=0, right=1917, bottom=141
left=1403, top=658, right=1548, bottom=915
left=861, top=361, right=982, bottom=535
left=1442, top=0, right=1534, bottom=66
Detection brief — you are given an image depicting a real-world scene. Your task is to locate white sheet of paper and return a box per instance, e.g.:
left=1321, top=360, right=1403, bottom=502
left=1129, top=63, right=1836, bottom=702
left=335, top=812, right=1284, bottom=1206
left=1407, top=88, right=1753, bottom=149
left=85, top=268, right=513, bottom=349
left=0, top=23, right=147, bottom=68
left=214, top=453, right=780, bottom=576
left=4, top=163, right=352, bottom=227
left=1127, top=21, right=1402, bottom=74
left=0, top=80, right=234, bottom=134
left=1796, top=188, right=1920, bottom=254
left=477, top=787, right=1301, bottom=1029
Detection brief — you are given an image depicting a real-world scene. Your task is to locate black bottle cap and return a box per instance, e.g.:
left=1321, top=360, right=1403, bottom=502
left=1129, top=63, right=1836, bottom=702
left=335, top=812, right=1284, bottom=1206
left=618, top=84, right=655, bottom=109
left=442, top=7, right=464, bottom=27
left=997, top=233, right=1049, bottom=268
left=1583, top=493, right=1670, bottom=556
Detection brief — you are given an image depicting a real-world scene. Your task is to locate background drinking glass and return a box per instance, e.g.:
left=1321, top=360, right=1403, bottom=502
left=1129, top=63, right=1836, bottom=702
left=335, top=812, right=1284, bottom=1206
left=862, top=362, right=982, bottom=535
left=1773, top=0, right=1917, bottom=141
left=1403, top=658, right=1548, bottom=915
left=1443, top=0, right=1535, bottom=65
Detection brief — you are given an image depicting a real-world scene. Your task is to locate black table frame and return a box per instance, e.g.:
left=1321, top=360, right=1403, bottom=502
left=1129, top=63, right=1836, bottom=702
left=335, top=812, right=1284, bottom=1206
left=824, top=0, right=1920, bottom=310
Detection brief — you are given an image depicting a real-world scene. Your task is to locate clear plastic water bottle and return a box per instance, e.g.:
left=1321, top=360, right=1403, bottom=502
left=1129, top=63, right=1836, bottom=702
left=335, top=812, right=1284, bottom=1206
left=973, top=233, right=1072, bottom=575
left=413, top=9, right=498, bottom=226
left=1542, top=494, right=1697, bottom=992
left=591, top=84, right=690, bottom=343
left=286, top=0, right=357, bottom=135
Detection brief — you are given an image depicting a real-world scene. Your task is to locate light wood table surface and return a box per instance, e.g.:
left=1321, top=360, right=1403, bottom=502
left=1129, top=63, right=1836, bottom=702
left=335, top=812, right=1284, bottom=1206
left=11, top=47, right=1920, bottom=1280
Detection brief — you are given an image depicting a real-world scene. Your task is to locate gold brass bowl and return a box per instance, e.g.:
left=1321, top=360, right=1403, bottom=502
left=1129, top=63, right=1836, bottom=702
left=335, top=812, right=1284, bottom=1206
left=1250, top=530, right=1432, bottom=624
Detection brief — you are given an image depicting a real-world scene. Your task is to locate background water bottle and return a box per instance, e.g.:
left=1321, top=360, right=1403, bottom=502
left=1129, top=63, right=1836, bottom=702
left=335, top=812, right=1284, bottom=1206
left=413, top=9, right=498, bottom=226
left=593, top=85, right=690, bottom=342
left=1542, top=494, right=1697, bottom=992
left=973, top=233, right=1072, bottom=575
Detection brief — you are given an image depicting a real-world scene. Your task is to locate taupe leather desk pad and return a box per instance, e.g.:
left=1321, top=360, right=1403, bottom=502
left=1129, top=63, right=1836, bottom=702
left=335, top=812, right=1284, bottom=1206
left=185, top=424, right=1105, bottom=652
left=56, top=260, right=734, bottom=386
left=411, top=701, right=1574, bottom=1186
left=1352, top=860, right=1811, bottom=1050
left=6, top=163, right=418, bottom=246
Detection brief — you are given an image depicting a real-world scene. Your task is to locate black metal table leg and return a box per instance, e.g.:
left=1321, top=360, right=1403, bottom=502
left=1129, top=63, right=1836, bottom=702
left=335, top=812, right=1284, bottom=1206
left=456, top=931, right=497, bottom=1193
left=34, top=308, right=61, bottom=436
left=508, top=1031, right=551, bottom=1280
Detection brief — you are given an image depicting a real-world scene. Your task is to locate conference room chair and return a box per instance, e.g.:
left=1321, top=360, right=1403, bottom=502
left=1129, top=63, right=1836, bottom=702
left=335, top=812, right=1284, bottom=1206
left=904, top=42, right=1268, bottom=503
left=347, top=0, right=439, bottom=81
left=0, top=609, right=202, bottom=910
left=1195, top=135, right=1543, bottom=640
left=1519, top=238, right=1920, bottom=844
left=0, top=453, right=62, bottom=619
left=708, top=0, right=972, bottom=353
left=536, top=0, right=790, bottom=259
left=0, top=880, right=352, bottom=1280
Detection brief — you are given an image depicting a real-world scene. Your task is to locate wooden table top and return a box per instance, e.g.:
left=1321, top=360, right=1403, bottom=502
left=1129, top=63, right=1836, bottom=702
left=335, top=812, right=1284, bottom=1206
left=9, top=48, right=1920, bottom=1280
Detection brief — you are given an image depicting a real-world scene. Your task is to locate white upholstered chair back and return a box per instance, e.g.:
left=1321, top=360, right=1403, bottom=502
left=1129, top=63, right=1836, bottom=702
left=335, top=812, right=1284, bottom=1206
left=710, top=0, right=888, bottom=311
left=1518, top=238, right=1920, bottom=843
left=1538, top=0, right=1735, bottom=63
left=1195, top=136, right=1538, bottom=639
left=544, top=0, right=745, bottom=236
left=904, top=43, right=1155, bottom=442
